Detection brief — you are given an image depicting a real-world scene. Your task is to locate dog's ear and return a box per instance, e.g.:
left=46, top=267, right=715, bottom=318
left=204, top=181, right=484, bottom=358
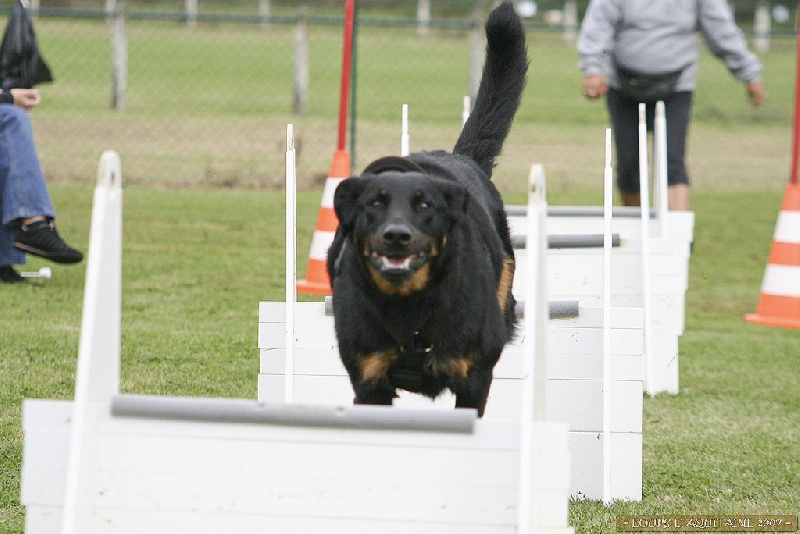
left=435, top=180, right=469, bottom=219
left=333, top=177, right=367, bottom=231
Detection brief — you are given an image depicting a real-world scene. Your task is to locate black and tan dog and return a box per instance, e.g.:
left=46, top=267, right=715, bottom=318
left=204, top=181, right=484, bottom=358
left=327, top=1, right=527, bottom=417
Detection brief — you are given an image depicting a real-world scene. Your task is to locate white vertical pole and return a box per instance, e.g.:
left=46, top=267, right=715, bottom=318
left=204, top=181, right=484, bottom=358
left=639, top=104, right=655, bottom=396
left=285, top=125, right=297, bottom=404
left=401, top=104, right=410, bottom=156
left=62, top=151, right=123, bottom=533
left=462, top=95, right=471, bottom=126
left=517, top=163, right=546, bottom=532
left=602, top=128, right=613, bottom=505
left=654, top=100, right=668, bottom=237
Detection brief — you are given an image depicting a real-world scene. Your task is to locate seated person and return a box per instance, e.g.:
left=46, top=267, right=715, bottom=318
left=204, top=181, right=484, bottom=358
left=1, top=88, right=82, bottom=284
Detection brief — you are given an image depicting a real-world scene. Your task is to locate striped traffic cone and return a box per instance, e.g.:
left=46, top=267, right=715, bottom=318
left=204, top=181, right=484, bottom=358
left=296, top=149, right=350, bottom=295
left=745, top=183, right=800, bottom=329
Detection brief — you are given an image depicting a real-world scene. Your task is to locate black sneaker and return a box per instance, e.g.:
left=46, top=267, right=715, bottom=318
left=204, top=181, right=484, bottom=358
left=0, top=266, right=25, bottom=283
left=14, top=219, right=83, bottom=264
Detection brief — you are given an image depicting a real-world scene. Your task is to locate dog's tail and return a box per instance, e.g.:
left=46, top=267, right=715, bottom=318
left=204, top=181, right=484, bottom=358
left=452, top=1, right=527, bottom=178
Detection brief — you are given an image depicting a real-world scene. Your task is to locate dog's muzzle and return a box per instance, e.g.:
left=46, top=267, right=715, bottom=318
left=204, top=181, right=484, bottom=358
left=368, top=223, right=430, bottom=276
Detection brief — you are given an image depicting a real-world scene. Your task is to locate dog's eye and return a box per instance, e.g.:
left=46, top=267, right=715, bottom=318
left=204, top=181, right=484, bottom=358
left=417, top=200, right=431, bottom=210
left=371, top=199, right=385, bottom=208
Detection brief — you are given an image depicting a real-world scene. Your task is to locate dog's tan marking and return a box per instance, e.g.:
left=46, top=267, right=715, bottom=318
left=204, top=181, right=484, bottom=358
left=442, top=358, right=472, bottom=378
left=368, top=263, right=431, bottom=296
left=359, top=351, right=398, bottom=381
left=496, top=258, right=515, bottom=313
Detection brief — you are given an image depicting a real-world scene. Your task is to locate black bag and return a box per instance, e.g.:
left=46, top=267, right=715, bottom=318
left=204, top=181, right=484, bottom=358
left=0, top=0, right=53, bottom=90
left=615, top=64, right=682, bottom=103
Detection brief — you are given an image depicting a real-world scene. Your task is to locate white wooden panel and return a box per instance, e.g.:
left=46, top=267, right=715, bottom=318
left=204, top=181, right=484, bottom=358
left=25, top=412, right=571, bottom=532
left=547, top=249, right=687, bottom=277
left=568, top=431, right=643, bottom=501
left=24, top=506, right=63, bottom=534
left=649, top=335, right=680, bottom=394
left=85, top=511, right=518, bottom=534
left=90, top=471, right=518, bottom=525
left=546, top=380, right=642, bottom=433
left=21, top=400, right=73, bottom=507
left=547, top=352, right=644, bottom=382
left=545, top=326, right=643, bottom=357
left=553, top=294, right=684, bottom=336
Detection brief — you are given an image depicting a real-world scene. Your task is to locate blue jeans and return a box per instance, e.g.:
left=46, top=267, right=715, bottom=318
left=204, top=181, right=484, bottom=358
left=0, top=104, right=55, bottom=266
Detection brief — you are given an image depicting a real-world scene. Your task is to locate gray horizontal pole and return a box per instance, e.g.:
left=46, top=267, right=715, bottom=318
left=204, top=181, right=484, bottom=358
left=513, top=233, right=621, bottom=250
left=506, top=205, right=656, bottom=218
left=111, top=394, right=477, bottom=434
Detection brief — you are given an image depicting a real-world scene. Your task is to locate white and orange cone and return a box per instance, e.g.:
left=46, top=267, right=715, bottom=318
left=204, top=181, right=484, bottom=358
left=745, top=183, right=800, bottom=329
left=296, top=149, right=350, bottom=295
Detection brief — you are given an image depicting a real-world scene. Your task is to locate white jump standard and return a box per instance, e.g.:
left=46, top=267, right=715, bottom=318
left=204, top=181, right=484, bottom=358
left=22, top=146, right=574, bottom=532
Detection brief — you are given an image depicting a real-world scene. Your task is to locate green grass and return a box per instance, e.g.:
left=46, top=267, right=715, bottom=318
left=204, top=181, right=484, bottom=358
left=2, top=186, right=799, bottom=533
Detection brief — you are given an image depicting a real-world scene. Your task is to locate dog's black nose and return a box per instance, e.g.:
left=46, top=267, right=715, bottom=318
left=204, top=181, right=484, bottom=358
left=382, top=224, right=413, bottom=247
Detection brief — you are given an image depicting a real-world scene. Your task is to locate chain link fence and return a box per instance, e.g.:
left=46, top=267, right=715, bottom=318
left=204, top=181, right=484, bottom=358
left=3, top=0, right=796, bottom=191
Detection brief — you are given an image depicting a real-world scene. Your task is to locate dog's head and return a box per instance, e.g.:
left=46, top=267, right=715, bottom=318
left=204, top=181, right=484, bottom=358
left=333, top=157, right=468, bottom=296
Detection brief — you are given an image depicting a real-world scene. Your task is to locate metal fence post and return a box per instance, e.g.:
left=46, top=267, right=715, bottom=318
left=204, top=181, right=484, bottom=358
left=185, top=0, right=198, bottom=27
left=468, top=7, right=484, bottom=106
left=111, top=0, right=127, bottom=112
left=563, top=0, right=577, bottom=43
left=417, top=0, right=430, bottom=37
left=754, top=0, right=771, bottom=53
left=293, top=8, right=309, bottom=116
left=259, top=0, right=271, bottom=31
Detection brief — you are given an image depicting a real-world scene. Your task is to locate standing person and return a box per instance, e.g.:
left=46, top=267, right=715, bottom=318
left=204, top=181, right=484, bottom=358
left=0, top=88, right=83, bottom=284
left=577, top=0, right=766, bottom=210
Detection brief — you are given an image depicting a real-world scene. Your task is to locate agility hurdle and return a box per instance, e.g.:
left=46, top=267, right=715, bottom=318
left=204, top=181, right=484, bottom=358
left=507, top=137, right=645, bottom=500
left=22, top=147, right=573, bottom=532
left=509, top=104, right=693, bottom=395
left=259, top=152, right=642, bottom=502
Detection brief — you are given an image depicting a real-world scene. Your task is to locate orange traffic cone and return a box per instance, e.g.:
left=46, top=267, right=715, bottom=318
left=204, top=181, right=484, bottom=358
left=297, top=149, right=350, bottom=295
left=745, top=183, right=800, bottom=329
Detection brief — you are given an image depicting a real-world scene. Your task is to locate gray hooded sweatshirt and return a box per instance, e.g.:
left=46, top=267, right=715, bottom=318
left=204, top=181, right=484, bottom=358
left=577, top=0, right=762, bottom=92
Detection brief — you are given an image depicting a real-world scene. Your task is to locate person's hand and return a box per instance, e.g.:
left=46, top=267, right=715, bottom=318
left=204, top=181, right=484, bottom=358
left=583, top=74, right=608, bottom=100
left=10, top=88, right=41, bottom=111
left=746, top=80, right=766, bottom=107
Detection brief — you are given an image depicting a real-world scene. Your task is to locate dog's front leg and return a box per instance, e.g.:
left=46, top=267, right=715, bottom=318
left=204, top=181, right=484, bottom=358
left=349, top=350, right=399, bottom=406
left=439, top=355, right=494, bottom=418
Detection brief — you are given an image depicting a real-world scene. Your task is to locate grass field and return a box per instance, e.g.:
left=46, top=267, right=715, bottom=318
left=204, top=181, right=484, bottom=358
left=1, top=185, right=798, bottom=533
left=2, top=13, right=800, bottom=534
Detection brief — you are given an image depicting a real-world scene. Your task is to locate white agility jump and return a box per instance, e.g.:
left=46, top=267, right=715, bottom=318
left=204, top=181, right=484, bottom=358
left=259, top=129, right=644, bottom=502
left=21, top=144, right=575, bottom=532
left=509, top=102, right=694, bottom=396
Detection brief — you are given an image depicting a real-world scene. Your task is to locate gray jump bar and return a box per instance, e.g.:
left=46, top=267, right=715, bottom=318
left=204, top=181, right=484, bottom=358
left=111, top=394, right=478, bottom=434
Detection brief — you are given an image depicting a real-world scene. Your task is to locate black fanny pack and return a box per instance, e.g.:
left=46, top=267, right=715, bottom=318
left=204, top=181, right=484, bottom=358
left=615, top=64, right=684, bottom=103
